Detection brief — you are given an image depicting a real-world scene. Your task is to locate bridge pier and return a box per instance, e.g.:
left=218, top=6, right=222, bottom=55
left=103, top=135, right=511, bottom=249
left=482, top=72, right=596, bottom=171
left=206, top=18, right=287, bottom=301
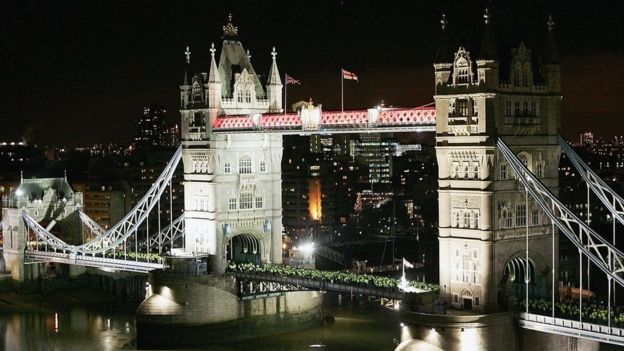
left=136, top=265, right=322, bottom=349
left=1, top=208, right=43, bottom=281
left=396, top=311, right=600, bottom=351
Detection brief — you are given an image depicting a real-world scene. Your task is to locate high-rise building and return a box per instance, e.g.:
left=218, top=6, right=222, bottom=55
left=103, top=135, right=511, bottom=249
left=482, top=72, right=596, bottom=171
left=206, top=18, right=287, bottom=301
left=134, top=104, right=170, bottom=150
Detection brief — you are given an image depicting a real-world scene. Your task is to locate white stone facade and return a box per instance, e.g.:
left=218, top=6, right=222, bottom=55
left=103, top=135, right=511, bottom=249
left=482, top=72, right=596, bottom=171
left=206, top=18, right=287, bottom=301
left=180, top=21, right=284, bottom=272
left=435, top=35, right=561, bottom=312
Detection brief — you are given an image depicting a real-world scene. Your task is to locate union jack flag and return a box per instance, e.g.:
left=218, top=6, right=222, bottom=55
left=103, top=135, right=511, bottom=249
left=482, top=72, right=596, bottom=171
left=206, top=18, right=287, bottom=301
left=285, top=74, right=301, bottom=85
left=342, top=68, right=358, bottom=81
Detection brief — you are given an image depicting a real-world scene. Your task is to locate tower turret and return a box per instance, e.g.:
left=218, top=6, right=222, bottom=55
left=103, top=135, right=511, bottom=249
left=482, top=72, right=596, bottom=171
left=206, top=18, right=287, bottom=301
left=180, top=46, right=192, bottom=108
left=207, top=43, right=222, bottom=110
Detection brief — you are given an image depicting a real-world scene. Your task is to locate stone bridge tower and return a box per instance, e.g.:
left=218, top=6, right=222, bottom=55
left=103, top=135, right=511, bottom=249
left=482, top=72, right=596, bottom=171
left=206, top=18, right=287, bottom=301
left=179, top=15, right=284, bottom=272
left=435, top=11, right=561, bottom=312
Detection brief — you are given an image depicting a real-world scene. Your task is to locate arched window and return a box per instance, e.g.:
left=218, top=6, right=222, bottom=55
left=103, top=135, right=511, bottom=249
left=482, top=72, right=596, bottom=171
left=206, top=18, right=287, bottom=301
left=474, top=211, right=479, bottom=229
left=457, top=68, right=469, bottom=83
left=473, top=164, right=479, bottom=179
left=237, top=91, right=244, bottom=103
left=451, top=163, right=459, bottom=178
left=455, top=211, right=461, bottom=228
left=536, top=162, right=544, bottom=178
left=238, top=155, right=252, bottom=174
left=192, top=82, right=202, bottom=102
left=245, top=90, right=252, bottom=103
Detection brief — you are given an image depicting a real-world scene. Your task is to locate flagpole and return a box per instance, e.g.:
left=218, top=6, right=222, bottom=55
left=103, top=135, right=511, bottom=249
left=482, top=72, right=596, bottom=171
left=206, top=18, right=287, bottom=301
left=284, top=72, right=287, bottom=115
left=341, top=68, right=344, bottom=112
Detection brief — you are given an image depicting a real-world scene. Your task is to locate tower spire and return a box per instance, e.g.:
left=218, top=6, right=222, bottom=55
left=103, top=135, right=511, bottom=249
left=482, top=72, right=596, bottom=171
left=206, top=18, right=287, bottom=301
left=479, top=7, right=498, bottom=60
left=183, top=45, right=191, bottom=85
left=434, top=13, right=452, bottom=63
left=267, top=46, right=282, bottom=86
left=543, top=14, right=560, bottom=63
left=208, top=42, right=220, bottom=84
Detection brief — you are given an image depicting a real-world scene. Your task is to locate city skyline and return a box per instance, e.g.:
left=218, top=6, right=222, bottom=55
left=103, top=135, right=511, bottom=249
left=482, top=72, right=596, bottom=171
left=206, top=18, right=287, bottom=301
left=2, top=0, right=623, bottom=147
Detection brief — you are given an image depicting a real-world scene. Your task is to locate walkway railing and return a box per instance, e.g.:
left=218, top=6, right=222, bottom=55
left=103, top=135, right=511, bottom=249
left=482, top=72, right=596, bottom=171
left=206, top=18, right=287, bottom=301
left=517, top=312, right=624, bottom=346
left=235, top=271, right=405, bottom=299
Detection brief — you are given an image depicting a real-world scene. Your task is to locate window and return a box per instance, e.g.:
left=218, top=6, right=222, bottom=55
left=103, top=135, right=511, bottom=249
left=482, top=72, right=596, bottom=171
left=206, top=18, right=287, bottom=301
left=255, top=196, right=263, bottom=208
left=464, top=212, right=471, bottom=228
left=505, top=100, right=512, bottom=116
left=514, top=101, right=521, bottom=116
left=239, top=192, right=253, bottom=210
left=457, top=68, right=469, bottom=84
left=239, top=155, right=252, bottom=174
left=224, top=162, right=231, bottom=174
left=228, top=197, right=237, bottom=210
left=522, top=71, right=528, bottom=87
left=532, top=208, right=540, bottom=225
left=455, top=211, right=461, bottom=228
left=245, top=90, right=252, bottom=103
left=516, top=203, right=526, bottom=227
left=475, top=297, right=480, bottom=306
left=473, top=164, right=479, bottom=179
left=237, top=91, right=244, bottom=103
left=536, top=163, right=544, bottom=178
left=500, top=163, right=508, bottom=180
left=474, top=211, right=479, bottom=229
left=260, top=161, right=266, bottom=173
left=503, top=210, right=513, bottom=228
left=519, top=155, right=529, bottom=169
left=456, top=99, right=468, bottom=116
left=530, top=100, right=537, bottom=116
left=522, top=101, right=529, bottom=116
left=454, top=295, right=459, bottom=303
left=451, top=163, right=459, bottom=178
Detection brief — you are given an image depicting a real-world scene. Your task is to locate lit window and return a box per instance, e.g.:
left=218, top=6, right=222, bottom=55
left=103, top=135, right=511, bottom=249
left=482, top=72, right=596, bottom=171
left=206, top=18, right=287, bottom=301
left=239, top=155, right=252, bottom=174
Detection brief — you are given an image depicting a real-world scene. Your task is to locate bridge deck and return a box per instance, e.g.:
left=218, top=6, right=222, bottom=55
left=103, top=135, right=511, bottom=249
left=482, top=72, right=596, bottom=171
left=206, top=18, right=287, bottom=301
left=25, top=250, right=163, bottom=273
left=517, top=312, right=624, bottom=346
left=235, top=271, right=404, bottom=299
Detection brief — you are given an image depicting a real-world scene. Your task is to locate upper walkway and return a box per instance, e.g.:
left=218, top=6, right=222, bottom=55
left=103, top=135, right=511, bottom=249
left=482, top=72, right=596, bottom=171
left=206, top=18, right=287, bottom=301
left=211, top=106, right=436, bottom=134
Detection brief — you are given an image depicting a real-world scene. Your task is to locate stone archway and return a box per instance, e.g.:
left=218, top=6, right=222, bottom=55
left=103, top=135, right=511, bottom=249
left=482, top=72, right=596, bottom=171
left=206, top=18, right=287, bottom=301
left=498, top=255, right=537, bottom=310
left=225, top=229, right=271, bottom=265
left=461, top=288, right=473, bottom=310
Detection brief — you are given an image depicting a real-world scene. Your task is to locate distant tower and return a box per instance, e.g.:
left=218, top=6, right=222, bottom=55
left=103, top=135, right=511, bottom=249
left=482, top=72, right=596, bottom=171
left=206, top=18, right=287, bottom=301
left=434, top=11, right=561, bottom=312
left=179, top=15, right=284, bottom=272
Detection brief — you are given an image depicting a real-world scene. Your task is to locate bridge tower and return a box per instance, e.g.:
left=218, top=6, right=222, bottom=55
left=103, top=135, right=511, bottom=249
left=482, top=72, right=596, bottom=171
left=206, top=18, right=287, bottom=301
left=435, top=11, right=562, bottom=312
left=179, top=15, right=284, bottom=272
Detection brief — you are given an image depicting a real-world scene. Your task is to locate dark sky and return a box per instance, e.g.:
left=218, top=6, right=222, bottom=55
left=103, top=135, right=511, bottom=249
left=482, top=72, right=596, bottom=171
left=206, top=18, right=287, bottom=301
left=1, top=0, right=622, bottom=147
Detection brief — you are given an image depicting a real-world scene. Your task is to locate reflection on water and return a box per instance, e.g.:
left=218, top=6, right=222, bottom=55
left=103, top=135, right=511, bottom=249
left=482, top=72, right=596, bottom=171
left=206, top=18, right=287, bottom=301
left=1, top=306, right=136, bottom=351
left=0, top=296, right=402, bottom=351
left=2, top=296, right=622, bottom=351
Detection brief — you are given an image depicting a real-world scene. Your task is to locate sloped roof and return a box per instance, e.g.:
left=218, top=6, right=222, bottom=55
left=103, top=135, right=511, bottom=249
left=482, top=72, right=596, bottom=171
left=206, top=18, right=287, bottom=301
left=218, top=40, right=266, bottom=99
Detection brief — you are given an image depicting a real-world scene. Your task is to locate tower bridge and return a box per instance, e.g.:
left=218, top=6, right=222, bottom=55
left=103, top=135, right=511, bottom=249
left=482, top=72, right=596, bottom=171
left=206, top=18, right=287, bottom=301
left=2, top=11, right=624, bottom=350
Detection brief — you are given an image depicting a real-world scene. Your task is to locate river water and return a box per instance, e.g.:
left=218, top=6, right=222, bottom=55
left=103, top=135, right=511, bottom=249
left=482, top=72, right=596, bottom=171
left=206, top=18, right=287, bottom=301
left=2, top=295, right=622, bottom=350
left=0, top=296, right=402, bottom=351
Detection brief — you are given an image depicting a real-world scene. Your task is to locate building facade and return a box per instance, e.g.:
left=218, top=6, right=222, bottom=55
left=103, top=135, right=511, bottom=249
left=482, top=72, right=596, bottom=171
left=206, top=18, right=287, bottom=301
left=435, top=12, right=561, bottom=312
left=179, top=16, right=283, bottom=272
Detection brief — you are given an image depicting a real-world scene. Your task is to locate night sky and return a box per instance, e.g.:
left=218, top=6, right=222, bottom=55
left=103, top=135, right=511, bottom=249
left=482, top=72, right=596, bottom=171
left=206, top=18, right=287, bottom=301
left=1, top=1, right=622, bottom=147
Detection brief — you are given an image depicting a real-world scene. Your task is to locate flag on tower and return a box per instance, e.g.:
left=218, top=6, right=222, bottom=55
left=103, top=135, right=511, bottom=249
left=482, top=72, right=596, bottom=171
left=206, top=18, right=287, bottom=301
left=403, top=258, right=414, bottom=269
left=342, top=68, right=358, bottom=81
left=285, top=74, right=301, bottom=85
